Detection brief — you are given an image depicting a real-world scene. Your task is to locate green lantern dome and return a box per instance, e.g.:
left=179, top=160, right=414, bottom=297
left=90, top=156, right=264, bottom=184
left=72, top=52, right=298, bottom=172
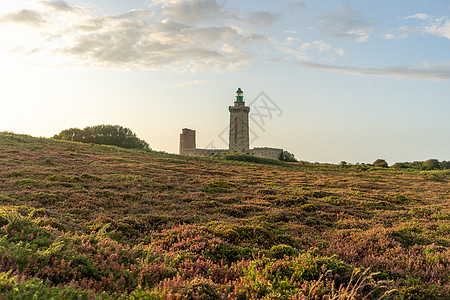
left=235, top=88, right=244, bottom=102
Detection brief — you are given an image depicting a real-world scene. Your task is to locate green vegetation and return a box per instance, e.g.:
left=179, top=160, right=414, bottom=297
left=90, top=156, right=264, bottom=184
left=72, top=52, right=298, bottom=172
left=391, top=159, right=450, bottom=170
left=212, top=152, right=284, bottom=165
left=280, top=150, right=298, bottom=162
left=0, top=131, right=449, bottom=299
left=373, top=159, right=389, bottom=168
left=53, top=125, right=150, bottom=151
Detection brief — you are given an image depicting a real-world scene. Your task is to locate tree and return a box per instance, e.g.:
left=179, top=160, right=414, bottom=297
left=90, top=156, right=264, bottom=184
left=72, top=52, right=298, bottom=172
left=53, top=125, right=150, bottom=151
left=339, top=161, right=348, bottom=168
left=280, top=150, right=298, bottom=162
left=373, top=159, right=388, bottom=168
left=422, top=159, right=440, bottom=170
left=440, top=161, right=450, bottom=170
left=392, top=162, right=408, bottom=169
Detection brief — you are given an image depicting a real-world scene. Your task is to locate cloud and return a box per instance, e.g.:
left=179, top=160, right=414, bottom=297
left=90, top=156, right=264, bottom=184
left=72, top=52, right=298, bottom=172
left=277, top=37, right=344, bottom=61
left=0, top=0, right=274, bottom=71
left=288, top=1, right=307, bottom=11
left=382, top=32, right=409, bottom=40
left=176, top=79, right=208, bottom=87
left=116, top=9, right=155, bottom=20
left=335, top=48, right=345, bottom=57
left=246, top=11, right=280, bottom=28
left=299, top=61, right=450, bottom=81
left=405, top=13, right=429, bottom=20
left=0, top=9, right=45, bottom=26
left=308, top=40, right=331, bottom=51
left=161, top=0, right=227, bottom=25
left=317, top=6, right=374, bottom=42
left=40, top=1, right=72, bottom=11
left=424, top=19, right=450, bottom=39
left=390, top=14, right=450, bottom=40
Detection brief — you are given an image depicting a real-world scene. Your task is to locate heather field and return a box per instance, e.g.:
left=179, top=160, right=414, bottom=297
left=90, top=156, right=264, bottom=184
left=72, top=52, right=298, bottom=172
left=0, top=132, right=449, bottom=299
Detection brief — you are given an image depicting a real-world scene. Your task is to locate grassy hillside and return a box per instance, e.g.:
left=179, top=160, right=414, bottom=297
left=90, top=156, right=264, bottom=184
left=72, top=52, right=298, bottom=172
left=0, top=132, right=449, bottom=299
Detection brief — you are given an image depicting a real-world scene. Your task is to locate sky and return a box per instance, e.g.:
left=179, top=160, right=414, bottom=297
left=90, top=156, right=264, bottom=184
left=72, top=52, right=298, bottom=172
left=0, top=0, right=449, bottom=164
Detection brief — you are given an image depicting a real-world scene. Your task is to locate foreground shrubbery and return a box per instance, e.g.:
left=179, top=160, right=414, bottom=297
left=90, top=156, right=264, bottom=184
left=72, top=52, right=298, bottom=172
left=0, top=132, right=449, bottom=299
left=0, top=207, right=394, bottom=299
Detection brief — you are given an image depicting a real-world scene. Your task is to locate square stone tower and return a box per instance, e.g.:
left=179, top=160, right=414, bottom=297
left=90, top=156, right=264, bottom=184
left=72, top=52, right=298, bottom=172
left=179, top=128, right=196, bottom=155
left=229, top=88, right=250, bottom=152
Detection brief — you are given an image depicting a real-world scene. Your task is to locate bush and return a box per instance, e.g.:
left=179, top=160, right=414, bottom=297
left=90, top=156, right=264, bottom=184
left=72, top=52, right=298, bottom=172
left=53, top=125, right=150, bottom=151
left=280, top=150, right=298, bottom=162
left=422, top=159, right=440, bottom=170
left=373, top=159, right=388, bottom=168
left=0, top=272, right=100, bottom=300
left=300, top=203, right=317, bottom=212
left=391, top=159, right=450, bottom=170
left=270, top=244, right=299, bottom=259
left=157, top=276, right=221, bottom=300
left=213, top=153, right=284, bottom=166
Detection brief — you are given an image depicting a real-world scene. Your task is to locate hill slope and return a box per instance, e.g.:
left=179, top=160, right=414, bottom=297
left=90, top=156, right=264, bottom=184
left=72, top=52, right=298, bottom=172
left=0, top=132, right=449, bottom=299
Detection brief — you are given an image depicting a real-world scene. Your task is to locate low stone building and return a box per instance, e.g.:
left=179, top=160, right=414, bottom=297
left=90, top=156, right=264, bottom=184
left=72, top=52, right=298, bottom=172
left=180, top=88, right=283, bottom=160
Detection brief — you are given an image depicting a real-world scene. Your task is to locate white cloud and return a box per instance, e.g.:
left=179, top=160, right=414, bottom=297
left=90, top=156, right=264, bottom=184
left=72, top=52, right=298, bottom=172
left=0, top=9, right=45, bottom=26
left=0, top=0, right=275, bottom=71
left=347, top=29, right=371, bottom=42
left=311, top=40, right=331, bottom=51
left=335, top=48, right=345, bottom=57
left=393, top=14, right=450, bottom=40
left=116, top=9, right=155, bottom=20
left=405, top=13, right=429, bottom=20
left=277, top=37, right=344, bottom=62
left=424, top=19, right=450, bottom=39
left=299, top=61, right=450, bottom=81
left=317, top=6, right=374, bottom=42
left=161, top=0, right=226, bottom=25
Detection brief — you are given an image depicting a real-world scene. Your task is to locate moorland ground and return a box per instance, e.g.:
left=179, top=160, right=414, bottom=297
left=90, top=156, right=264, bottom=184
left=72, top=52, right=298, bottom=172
left=0, top=132, right=449, bottom=299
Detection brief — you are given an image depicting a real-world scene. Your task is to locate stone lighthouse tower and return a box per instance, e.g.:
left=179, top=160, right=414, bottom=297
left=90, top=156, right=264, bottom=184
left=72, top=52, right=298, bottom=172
left=229, top=88, right=250, bottom=152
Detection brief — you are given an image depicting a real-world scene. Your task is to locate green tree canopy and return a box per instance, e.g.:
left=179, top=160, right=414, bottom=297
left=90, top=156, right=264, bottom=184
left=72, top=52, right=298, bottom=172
left=280, top=150, right=298, bottom=162
left=53, top=125, right=150, bottom=151
left=422, top=159, right=440, bottom=170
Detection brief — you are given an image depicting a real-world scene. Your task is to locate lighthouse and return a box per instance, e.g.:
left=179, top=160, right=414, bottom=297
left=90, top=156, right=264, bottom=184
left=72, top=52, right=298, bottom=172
left=179, top=87, right=283, bottom=160
left=228, top=88, right=250, bottom=152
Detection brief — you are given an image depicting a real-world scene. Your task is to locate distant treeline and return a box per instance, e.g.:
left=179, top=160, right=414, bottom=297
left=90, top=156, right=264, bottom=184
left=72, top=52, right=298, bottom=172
left=391, top=159, right=450, bottom=170
left=53, top=125, right=150, bottom=151
left=340, top=158, right=450, bottom=170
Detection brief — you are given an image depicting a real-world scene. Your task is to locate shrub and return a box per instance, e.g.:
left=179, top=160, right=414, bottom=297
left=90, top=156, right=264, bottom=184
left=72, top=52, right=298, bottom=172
left=373, top=159, right=388, bottom=168
left=300, top=203, right=317, bottom=212
left=256, top=188, right=276, bottom=195
left=212, top=153, right=284, bottom=165
left=270, top=244, right=299, bottom=259
left=0, top=271, right=101, bottom=300
left=201, top=180, right=236, bottom=193
left=280, top=150, right=298, bottom=162
left=422, top=159, right=440, bottom=170
left=311, top=191, right=329, bottom=198
left=234, top=252, right=354, bottom=299
left=392, top=162, right=408, bottom=169
left=158, top=276, right=222, bottom=299
left=340, top=161, right=349, bottom=168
